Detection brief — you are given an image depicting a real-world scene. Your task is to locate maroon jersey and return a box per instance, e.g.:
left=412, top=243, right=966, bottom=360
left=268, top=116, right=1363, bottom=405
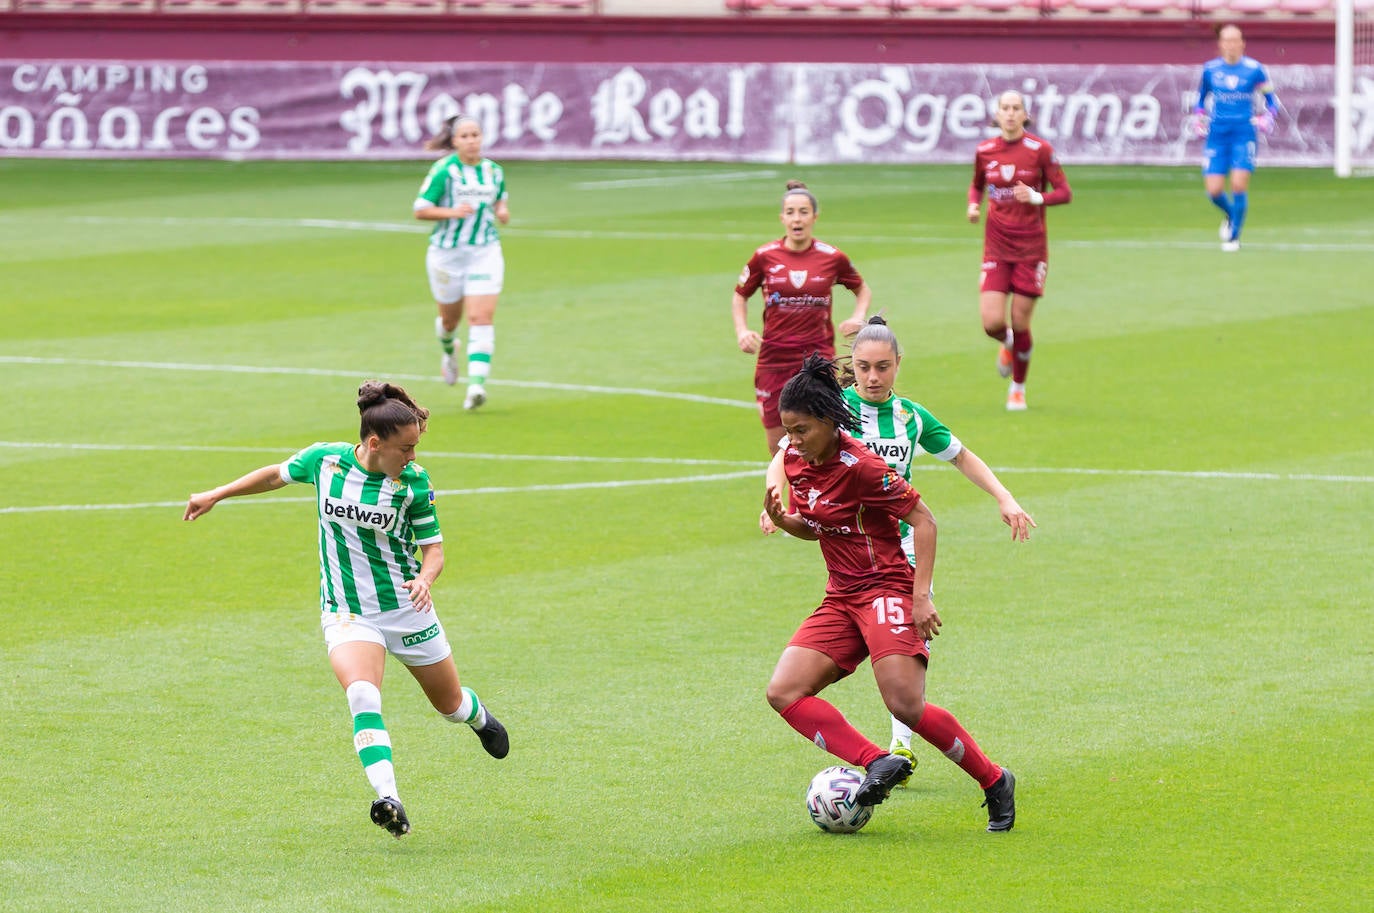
left=970, top=132, right=1072, bottom=262
left=735, top=239, right=864, bottom=371
left=783, top=431, right=921, bottom=597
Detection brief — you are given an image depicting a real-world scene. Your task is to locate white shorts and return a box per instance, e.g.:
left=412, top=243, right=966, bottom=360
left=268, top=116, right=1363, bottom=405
left=321, top=608, right=453, bottom=667
left=426, top=243, right=504, bottom=303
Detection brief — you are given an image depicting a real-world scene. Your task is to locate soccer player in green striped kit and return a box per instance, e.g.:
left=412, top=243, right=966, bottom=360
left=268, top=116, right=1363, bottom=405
left=415, top=114, right=510, bottom=411
left=765, top=317, right=1033, bottom=790
left=184, top=381, right=508, bottom=838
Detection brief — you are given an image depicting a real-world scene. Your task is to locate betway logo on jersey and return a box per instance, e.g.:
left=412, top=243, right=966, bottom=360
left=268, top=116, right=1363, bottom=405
left=865, top=438, right=912, bottom=464
left=322, top=495, right=397, bottom=532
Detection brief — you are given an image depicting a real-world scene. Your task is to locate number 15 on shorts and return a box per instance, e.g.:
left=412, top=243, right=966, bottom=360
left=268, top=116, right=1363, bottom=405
left=873, top=596, right=906, bottom=626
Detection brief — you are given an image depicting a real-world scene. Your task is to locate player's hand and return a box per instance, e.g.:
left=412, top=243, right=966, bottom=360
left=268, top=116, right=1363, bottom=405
left=1252, top=111, right=1275, bottom=136
left=1012, top=182, right=1044, bottom=206
left=737, top=329, right=762, bottom=354
left=403, top=577, right=435, bottom=613
left=837, top=317, right=865, bottom=339
left=998, top=496, right=1036, bottom=542
left=910, top=592, right=941, bottom=640
left=183, top=491, right=217, bottom=521
left=452, top=203, right=476, bottom=218
left=966, top=202, right=981, bottom=223
left=759, top=509, right=778, bottom=535
left=1189, top=110, right=1209, bottom=139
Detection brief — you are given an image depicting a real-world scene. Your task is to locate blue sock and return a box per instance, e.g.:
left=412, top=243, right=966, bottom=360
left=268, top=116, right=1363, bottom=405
left=1230, top=191, right=1248, bottom=240
left=1209, top=192, right=1232, bottom=222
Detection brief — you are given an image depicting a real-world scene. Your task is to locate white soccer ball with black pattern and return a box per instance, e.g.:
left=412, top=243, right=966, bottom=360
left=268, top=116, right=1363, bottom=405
left=805, top=766, right=873, bottom=833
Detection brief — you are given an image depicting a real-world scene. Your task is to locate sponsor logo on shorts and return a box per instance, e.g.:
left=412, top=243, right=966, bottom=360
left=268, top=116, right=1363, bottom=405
left=401, top=623, right=440, bottom=648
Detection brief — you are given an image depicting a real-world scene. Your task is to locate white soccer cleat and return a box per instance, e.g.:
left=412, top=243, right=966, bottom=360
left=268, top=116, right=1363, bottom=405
left=1219, top=218, right=1232, bottom=242
left=464, top=384, right=487, bottom=411
left=1006, top=388, right=1027, bottom=411
left=996, top=345, right=1013, bottom=379
left=440, top=353, right=458, bottom=386
left=1221, top=240, right=1240, bottom=253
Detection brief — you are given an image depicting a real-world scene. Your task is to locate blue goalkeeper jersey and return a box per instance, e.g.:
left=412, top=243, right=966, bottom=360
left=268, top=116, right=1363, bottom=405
left=1197, top=56, right=1275, bottom=128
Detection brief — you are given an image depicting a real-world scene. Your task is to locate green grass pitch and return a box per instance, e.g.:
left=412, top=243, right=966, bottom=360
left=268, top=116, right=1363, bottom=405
left=1, top=157, right=1371, bottom=913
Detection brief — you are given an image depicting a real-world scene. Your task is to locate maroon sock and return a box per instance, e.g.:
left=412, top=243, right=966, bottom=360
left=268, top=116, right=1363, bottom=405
left=780, top=696, right=886, bottom=768
left=912, top=703, right=1002, bottom=788
left=1011, top=328, right=1033, bottom=384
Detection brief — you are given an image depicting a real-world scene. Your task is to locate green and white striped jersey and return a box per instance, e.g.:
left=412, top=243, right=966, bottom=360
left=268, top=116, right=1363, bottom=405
left=280, top=442, right=442, bottom=615
left=843, top=387, right=963, bottom=479
left=414, top=155, right=508, bottom=248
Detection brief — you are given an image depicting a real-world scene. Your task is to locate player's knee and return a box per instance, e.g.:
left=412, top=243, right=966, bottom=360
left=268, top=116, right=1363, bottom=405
left=766, top=679, right=803, bottom=713
left=886, top=695, right=926, bottom=731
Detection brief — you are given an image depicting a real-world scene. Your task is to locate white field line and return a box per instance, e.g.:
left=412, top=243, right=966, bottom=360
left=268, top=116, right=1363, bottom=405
left=0, top=440, right=1367, bottom=515
left=0, top=469, right=764, bottom=515
left=0, top=356, right=757, bottom=410
left=19, top=215, right=1374, bottom=252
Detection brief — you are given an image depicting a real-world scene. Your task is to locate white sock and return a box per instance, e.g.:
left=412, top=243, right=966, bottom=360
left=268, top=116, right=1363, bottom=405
left=442, top=685, right=488, bottom=729
left=467, top=325, right=494, bottom=387
left=891, top=716, right=913, bottom=750
left=346, top=681, right=398, bottom=800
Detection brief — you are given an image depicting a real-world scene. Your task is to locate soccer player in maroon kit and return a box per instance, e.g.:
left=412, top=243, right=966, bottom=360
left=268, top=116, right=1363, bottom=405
left=968, top=90, right=1073, bottom=412
left=762, top=354, right=1016, bottom=830
left=733, top=180, right=872, bottom=455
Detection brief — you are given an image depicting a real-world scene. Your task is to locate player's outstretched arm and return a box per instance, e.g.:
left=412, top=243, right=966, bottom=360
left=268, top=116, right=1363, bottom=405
left=951, top=448, right=1035, bottom=541
left=184, top=464, right=288, bottom=521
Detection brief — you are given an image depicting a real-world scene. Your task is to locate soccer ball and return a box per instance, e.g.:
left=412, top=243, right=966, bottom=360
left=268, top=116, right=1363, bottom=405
left=805, top=766, right=873, bottom=833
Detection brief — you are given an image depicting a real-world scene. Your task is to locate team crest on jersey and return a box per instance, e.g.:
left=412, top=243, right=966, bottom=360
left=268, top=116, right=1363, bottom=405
left=1000, top=164, right=1016, bottom=182
left=789, top=270, right=808, bottom=289
left=1224, top=74, right=1240, bottom=90
left=893, top=403, right=910, bottom=425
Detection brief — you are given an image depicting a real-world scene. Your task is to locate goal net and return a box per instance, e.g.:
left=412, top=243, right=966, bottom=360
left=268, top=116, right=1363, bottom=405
left=1335, top=0, right=1374, bottom=176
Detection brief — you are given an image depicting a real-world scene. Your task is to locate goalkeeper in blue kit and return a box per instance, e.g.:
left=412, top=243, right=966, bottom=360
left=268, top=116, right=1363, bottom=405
left=1191, top=23, right=1280, bottom=252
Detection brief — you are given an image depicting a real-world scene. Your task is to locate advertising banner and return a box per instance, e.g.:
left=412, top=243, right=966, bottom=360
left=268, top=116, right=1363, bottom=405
left=1, top=59, right=1367, bottom=166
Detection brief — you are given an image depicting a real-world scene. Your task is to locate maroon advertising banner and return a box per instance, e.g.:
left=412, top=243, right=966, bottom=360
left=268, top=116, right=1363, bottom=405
left=0, top=59, right=1366, bottom=166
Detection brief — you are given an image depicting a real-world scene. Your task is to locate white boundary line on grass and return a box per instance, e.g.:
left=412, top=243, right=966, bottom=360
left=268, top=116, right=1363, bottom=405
left=0, top=356, right=757, bottom=410
left=27, top=216, right=1374, bottom=252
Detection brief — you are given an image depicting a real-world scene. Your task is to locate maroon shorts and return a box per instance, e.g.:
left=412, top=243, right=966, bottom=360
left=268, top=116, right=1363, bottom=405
left=754, top=365, right=796, bottom=429
left=788, top=588, right=931, bottom=675
left=980, top=258, right=1048, bottom=298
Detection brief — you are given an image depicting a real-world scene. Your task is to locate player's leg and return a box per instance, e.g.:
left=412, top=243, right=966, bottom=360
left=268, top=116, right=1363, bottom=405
left=1204, top=142, right=1233, bottom=241
left=1006, top=288, right=1039, bottom=410
left=428, top=247, right=466, bottom=386
left=980, top=265, right=1014, bottom=378
left=324, top=620, right=410, bottom=838
left=1226, top=159, right=1254, bottom=247
left=387, top=610, right=509, bottom=760
left=406, top=657, right=510, bottom=759
left=460, top=244, right=504, bottom=410
left=871, top=652, right=1013, bottom=830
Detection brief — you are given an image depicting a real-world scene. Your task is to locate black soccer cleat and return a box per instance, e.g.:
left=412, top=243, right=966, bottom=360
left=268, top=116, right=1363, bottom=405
left=370, top=796, right=410, bottom=839
left=474, top=712, right=509, bottom=759
left=855, top=752, right=914, bottom=807
left=982, top=767, right=1016, bottom=832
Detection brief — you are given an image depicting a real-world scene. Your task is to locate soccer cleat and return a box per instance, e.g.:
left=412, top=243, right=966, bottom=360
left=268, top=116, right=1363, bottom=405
left=1219, top=218, right=1232, bottom=242
left=982, top=767, right=1016, bottom=832
left=1006, top=389, right=1027, bottom=411
left=440, top=353, right=458, bottom=386
left=1221, top=240, right=1240, bottom=253
left=890, top=743, right=918, bottom=789
left=996, top=345, right=1014, bottom=378
left=370, top=796, right=410, bottom=839
left=855, top=752, right=914, bottom=807
left=473, top=712, right=509, bottom=759
left=463, top=384, right=487, bottom=411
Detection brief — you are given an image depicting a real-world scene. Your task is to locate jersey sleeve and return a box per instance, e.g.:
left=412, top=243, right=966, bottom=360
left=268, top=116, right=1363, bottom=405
left=912, top=405, right=963, bottom=462
left=280, top=442, right=329, bottom=485
left=734, top=250, right=765, bottom=297
left=969, top=149, right=987, bottom=201
left=495, top=162, right=509, bottom=203
left=1195, top=67, right=1213, bottom=111
left=833, top=251, right=864, bottom=292
left=414, top=157, right=449, bottom=209
left=1040, top=145, right=1072, bottom=206
left=407, top=467, right=443, bottom=545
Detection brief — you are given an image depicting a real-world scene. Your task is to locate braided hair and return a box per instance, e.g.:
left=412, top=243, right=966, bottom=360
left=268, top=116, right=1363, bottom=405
left=778, top=353, right=858, bottom=434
